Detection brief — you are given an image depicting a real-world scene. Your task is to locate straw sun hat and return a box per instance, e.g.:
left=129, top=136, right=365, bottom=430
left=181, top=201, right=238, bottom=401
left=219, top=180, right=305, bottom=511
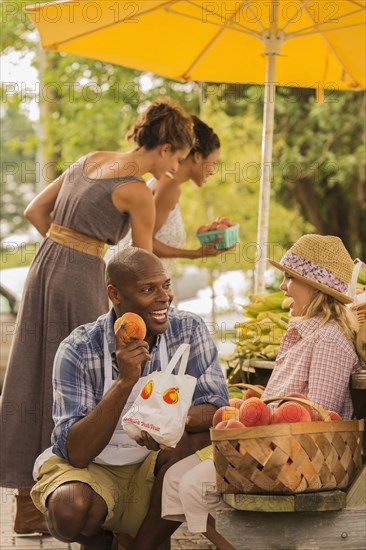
left=269, top=234, right=354, bottom=304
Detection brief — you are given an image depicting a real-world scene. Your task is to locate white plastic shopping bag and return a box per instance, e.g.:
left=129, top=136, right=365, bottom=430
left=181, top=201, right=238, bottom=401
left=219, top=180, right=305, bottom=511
left=122, top=344, right=196, bottom=447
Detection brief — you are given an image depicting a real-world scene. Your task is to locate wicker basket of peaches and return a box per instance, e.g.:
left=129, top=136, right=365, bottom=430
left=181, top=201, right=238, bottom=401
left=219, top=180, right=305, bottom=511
left=210, top=384, right=364, bottom=495
left=196, top=216, right=239, bottom=250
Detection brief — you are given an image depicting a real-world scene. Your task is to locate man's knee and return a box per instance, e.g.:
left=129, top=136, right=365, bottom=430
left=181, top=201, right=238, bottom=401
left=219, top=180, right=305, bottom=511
left=47, top=482, right=105, bottom=539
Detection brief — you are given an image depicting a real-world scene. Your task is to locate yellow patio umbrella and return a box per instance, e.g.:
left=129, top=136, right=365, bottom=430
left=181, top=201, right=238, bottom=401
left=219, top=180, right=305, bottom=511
left=26, top=0, right=366, bottom=292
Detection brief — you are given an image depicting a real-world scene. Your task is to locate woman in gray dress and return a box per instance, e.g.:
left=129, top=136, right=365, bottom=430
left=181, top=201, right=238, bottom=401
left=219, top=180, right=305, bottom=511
left=0, top=97, right=194, bottom=534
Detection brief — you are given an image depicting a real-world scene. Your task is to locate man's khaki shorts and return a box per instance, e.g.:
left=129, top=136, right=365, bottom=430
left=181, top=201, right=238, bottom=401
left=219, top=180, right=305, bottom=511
left=31, top=452, right=158, bottom=535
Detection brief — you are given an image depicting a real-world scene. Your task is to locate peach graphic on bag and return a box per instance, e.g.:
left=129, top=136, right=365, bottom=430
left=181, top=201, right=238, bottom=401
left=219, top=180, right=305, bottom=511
left=141, top=380, right=154, bottom=400
left=163, top=387, right=179, bottom=405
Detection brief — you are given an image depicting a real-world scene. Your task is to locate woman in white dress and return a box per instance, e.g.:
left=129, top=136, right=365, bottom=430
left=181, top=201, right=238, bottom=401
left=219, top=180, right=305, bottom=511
left=149, top=116, right=223, bottom=274
left=106, top=117, right=224, bottom=275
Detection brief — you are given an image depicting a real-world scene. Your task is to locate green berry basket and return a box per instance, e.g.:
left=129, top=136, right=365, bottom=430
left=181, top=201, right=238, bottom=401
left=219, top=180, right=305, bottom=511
left=197, top=224, right=239, bottom=250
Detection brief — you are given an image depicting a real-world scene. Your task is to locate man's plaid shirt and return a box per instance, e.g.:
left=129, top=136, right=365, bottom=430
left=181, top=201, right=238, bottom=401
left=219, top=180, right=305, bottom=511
left=51, top=307, right=229, bottom=461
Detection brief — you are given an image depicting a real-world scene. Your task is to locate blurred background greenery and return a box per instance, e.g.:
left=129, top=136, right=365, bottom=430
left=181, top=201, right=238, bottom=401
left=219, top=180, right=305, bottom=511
left=2, top=0, right=365, bottom=274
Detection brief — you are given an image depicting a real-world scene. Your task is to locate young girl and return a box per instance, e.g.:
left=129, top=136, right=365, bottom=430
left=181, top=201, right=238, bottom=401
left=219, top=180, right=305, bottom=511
left=161, top=234, right=362, bottom=549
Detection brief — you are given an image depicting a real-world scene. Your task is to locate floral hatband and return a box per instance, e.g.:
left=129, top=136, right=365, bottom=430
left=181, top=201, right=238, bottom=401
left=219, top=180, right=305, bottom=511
left=280, top=252, right=348, bottom=293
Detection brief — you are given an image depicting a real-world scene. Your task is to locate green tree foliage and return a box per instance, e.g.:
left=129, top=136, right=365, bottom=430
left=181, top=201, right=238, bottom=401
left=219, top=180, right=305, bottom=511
left=1, top=0, right=364, bottom=265
left=1, top=87, right=37, bottom=239
left=178, top=91, right=313, bottom=274
left=1, top=0, right=200, bottom=235
left=40, top=57, right=201, bottom=166
left=1, top=0, right=36, bottom=51
left=272, top=87, right=366, bottom=258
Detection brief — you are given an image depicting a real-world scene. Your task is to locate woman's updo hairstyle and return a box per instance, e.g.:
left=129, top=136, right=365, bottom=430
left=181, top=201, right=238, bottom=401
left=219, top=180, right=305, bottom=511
left=127, top=97, right=195, bottom=152
left=190, top=115, right=220, bottom=158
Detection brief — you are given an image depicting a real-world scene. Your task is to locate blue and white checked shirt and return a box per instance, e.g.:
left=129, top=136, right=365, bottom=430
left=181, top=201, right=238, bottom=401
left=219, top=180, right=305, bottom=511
left=51, top=307, right=229, bottom=461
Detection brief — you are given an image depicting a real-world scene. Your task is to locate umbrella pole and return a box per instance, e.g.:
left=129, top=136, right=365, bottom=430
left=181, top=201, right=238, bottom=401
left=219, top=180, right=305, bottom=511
left=254, top=53, right=277, bottom=294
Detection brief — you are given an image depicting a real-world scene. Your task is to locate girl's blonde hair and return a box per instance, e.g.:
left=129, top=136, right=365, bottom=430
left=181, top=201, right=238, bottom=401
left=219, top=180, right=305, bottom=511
left=127, top=97, right=195, bottom=152
left=303, top=290, right=359, bottom=343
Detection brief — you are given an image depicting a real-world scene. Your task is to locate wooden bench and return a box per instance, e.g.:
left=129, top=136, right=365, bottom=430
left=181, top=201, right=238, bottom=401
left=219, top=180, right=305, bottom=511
left=216, top=466, right=365, bottom=549
left=116, top=535, right=170, bottom=549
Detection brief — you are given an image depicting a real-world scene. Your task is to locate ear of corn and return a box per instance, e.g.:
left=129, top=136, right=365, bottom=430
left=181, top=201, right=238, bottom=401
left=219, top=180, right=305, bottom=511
left=227, top=291, right=290, bottom=381
left=281, top=296, right=293, bottom=309
left=357, top=267, right=366, bottom=286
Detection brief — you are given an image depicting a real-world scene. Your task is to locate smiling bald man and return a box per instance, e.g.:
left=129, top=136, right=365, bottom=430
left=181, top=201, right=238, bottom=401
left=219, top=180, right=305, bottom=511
left=31, top=246, right=229, bottom=549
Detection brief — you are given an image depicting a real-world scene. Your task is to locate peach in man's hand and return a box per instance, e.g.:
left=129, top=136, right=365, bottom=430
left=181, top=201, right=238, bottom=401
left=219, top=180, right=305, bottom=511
left=114, top=312, right=147, bottom=342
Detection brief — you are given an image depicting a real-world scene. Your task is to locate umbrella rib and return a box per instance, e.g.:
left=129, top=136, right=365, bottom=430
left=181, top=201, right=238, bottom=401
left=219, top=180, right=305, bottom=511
left=167, top=5, right=262, bottom=39
left=181, top=3, right=246, bottom=79
left=288, top=4, right=366, bottom=38
left=301, top=3, right=361, bottom=86
left=245, top=3, right=266, bottom=32
left=282, top=0, right=312, bottom=33
left=26, top=0, right=176, bottom=49
left=183, top=0, right=263, bottom=36
left=347, top=0, right=366, bottom=8
left=290, top=21, right=366, bottom=39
